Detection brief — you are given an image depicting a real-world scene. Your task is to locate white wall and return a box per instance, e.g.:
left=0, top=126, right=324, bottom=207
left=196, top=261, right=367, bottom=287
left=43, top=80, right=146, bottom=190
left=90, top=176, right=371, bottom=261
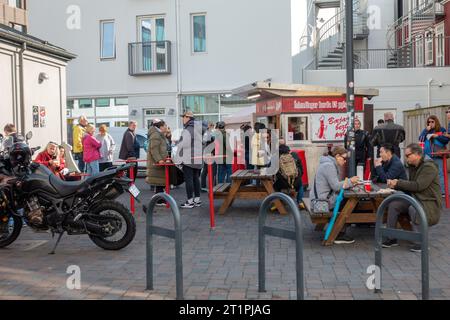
left=304, top=67, right=450, bottom=124
left=27, top=0, right=293, bottom=96
left=0, top=46, right=15, bottom=126
left=367, top=0, right=395, bottom=49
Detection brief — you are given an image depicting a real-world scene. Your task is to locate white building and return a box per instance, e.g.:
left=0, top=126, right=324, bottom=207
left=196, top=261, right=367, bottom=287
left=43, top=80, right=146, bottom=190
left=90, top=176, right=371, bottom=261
left=296, top=0, right=450, bottom=126
left=27, top=0, right=293, bottom=136
left=0, top=0, right=75, bottom=149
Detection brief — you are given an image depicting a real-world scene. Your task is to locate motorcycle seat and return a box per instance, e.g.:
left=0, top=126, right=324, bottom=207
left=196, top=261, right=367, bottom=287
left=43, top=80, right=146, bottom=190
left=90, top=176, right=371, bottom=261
left=49, top=169, right=118, bottom=197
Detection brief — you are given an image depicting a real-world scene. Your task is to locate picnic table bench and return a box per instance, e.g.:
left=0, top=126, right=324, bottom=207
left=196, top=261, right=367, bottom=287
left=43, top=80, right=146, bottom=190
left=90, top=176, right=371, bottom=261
left=307, top=183, right=413, bottom=246
left=214, top=169, right=288, bottom=215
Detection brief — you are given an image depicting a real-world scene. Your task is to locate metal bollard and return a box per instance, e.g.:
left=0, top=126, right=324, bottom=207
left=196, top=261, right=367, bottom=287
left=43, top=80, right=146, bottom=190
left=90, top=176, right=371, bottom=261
left=258, top=192, right=305, bottom=300
left=374, top=192, right=429, bottom=300
left=146, top=193, right=183, bottom=300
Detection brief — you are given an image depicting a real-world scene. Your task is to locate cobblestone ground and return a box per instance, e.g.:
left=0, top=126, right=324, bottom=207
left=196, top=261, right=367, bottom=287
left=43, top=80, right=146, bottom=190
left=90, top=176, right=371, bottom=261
left=1, top=179, right=450, bottom=300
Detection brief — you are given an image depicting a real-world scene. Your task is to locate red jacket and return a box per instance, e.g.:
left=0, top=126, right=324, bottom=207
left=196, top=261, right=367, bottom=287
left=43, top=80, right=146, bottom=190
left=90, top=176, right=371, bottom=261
left=34, top=150, right=65, bottom=173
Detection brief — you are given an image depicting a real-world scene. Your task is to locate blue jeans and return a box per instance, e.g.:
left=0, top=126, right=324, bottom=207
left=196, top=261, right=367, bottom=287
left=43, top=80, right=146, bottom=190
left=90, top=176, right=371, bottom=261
left=74, top=152, right=85, bottom=173
left=218, top=164, right=232, bottom=183
left=86, top=160, right=99, bottom=176
left=434, top=157, right=448, bottom=194
left=297, top=184, right=304, bottom=204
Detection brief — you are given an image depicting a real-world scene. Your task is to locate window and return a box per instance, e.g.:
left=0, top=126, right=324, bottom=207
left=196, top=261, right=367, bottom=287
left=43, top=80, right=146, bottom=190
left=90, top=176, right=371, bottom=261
left=100, top=20, right=115, bottom=59
left=67, top=99, right=74, bottom=110
left=137, top=16, right=166, bottom=71
left=9, top=23, right=26, bottom=32
left=145, top=109, right=165, bottom=116
left=436, top=24, right=445, bottom=67
left=192, top=14, right=206, bottom=53
left=115, top=121, right=129, bottom=127
left=95, top=98, right=111, bottom=107
left=415, top=35, right=424, bottom=67
left=95, top=122, right=110, bottom=128
left=425, top=32, right=434, bottom=65
left=182, top=95, right=219, bottom=114
left=286, top=116, right=309, bottom=141
left=115, top=97, right=128, bottom=106
left=79, top=99, right=93, bottom=109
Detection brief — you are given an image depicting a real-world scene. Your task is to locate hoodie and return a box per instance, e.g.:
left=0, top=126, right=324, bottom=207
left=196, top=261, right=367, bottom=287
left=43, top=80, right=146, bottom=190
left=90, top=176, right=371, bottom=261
left=311, top=156, right=353, bottom=209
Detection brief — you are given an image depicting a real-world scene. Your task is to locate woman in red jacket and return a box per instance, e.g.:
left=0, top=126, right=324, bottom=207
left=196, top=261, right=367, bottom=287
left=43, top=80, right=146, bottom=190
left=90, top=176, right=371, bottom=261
left=34, top=142, right=65, bottom=176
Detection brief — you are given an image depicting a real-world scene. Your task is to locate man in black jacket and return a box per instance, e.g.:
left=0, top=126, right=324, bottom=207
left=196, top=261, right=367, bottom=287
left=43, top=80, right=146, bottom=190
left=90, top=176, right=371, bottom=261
left=373, top=143, right=407, bottom=183
left=371, top=112, right=405, bottom=158
left=119, top=121, right=139, bottom=180
left=344, top=118, right=373, bottom=174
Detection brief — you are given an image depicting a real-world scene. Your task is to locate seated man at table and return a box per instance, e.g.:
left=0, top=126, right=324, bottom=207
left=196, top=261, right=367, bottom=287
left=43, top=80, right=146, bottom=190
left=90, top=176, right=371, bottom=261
left=383, top=143, right=441, bottom=252
left=311, top=146, right=359, bottom=244
left=373, top=143, right=407, bottom=183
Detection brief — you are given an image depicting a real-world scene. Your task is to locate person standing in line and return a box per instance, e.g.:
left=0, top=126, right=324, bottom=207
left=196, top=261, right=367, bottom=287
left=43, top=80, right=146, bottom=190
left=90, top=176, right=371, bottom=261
left=344, top=118, right=373, bottom=175
left=146, top=120, right=169, bottom=207
left=72, top=115, right=88, bottom=172
left=201, top=122, right=217, bottom=192
left=96, top=124, right=116, bottom=172
left=371, top=112, right=405, bottom=158
left=119, top=121, right=139, bottom=180
left=216, top=121, right=233, bottom=183
left=175, top=111, right=205, bottom=209
left=82, top=124, right=102, bottom=176
left=418, top=115, right=450, bottom=194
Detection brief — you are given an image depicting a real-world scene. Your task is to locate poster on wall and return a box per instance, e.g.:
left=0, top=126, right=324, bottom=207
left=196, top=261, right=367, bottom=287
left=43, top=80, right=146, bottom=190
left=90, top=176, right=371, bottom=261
left=32, top=106, right=39, bottom=128
left=311, top=113, right=364, bottom=142
left=39, top=107, right=46, bottom=128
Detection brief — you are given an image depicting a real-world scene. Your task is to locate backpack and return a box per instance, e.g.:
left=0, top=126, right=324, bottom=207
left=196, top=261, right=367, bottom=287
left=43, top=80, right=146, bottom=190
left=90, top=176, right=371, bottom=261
left=279, top=153, right=299, bottom=189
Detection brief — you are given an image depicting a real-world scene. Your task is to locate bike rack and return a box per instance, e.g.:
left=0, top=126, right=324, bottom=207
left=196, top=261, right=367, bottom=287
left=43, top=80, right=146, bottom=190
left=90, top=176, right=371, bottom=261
left=258, top=193, right=305, bottom=300
left=375, top=193, right=429, bottom=300
left=146, top=193, right=183, bottom=300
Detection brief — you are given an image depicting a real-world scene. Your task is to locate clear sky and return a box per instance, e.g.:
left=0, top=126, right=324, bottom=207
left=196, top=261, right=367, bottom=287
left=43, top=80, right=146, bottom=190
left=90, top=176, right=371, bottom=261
left=291, top=0, right=307, bottom=56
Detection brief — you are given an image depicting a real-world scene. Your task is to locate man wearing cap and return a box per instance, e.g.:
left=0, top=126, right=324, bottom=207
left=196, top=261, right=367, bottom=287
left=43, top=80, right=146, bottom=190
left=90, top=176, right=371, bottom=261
left=371, top=112, right=405, bottom=158
left=175, top=111, right=205, bottom=208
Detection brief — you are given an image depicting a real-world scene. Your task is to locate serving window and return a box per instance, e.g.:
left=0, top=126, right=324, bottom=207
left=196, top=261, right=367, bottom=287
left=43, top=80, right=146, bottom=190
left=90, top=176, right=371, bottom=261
left=286, top=116, right=308, bottom=142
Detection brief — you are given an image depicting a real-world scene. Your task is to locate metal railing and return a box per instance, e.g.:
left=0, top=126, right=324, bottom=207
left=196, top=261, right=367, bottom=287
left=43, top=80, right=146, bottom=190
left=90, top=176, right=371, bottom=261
left=128, top=41, right=171, bottom=76
left=374, top=193, right=430, bottom=300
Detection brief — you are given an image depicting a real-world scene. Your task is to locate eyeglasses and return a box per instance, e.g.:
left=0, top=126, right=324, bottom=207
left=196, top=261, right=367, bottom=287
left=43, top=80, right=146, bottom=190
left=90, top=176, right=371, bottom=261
left=405, top=152, right=413, bottom=158
left=338, top=155, right=348, bottom=161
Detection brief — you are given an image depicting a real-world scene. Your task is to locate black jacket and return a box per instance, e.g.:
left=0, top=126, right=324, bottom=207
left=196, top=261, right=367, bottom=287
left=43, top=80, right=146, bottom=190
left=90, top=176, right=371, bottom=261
left=119, top=129, right=139, bottom=160
left=374, top=155, right=407, bottom=183
left=371, top=120, right=405, bottom=157
left=344, top=129, right=373, bottom=163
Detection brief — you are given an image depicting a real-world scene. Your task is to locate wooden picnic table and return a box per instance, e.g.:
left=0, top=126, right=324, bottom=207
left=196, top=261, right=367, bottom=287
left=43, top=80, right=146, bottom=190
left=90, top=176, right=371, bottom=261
left=214, top=169, right=288, bottom=215
left=317, top=183, right=398, bottom=246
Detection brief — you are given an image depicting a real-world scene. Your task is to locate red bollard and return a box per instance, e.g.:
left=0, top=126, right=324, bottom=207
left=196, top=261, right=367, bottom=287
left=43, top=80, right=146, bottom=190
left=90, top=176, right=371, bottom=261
left=443, top=155, right=449, bottom=209
left=165, top=165, right=170, bottom=208
left=129, top=162, right=135, bottom=215
left=207, top=161, right=215, bottom=230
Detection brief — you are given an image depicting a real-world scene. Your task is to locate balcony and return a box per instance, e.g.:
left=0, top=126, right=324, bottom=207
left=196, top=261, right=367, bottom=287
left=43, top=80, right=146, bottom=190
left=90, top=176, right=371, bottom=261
left=128, top=41, right=171, bottom=76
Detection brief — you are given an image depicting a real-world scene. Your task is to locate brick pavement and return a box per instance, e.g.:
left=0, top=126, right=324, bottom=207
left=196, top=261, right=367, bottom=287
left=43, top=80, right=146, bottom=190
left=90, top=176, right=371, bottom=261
left=1, top=179, right=450, bottom=300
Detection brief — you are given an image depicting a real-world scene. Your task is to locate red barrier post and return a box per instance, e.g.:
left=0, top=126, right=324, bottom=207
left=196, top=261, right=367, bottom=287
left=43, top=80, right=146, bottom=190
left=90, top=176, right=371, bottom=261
left=165, top=164, right=170, bottom=208
left=444, top=154, right=449, bottom=209
left=207, top=159, right=215, bottom=230
left=129, top=161, right=135, bottom=215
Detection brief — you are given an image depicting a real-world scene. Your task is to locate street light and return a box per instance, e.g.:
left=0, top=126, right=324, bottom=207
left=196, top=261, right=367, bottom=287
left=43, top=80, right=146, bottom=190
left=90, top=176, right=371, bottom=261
left=345, top=0, right=356, bottom=177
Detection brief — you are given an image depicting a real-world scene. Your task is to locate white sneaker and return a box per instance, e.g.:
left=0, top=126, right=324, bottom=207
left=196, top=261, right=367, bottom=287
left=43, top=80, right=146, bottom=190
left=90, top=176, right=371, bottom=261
left=180, top=201, right=195, bottom=209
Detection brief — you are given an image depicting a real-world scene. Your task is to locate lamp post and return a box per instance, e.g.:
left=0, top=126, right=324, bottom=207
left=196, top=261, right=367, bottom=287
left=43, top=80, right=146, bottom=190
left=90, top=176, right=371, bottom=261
left=346, top=0, right=356, bottom=177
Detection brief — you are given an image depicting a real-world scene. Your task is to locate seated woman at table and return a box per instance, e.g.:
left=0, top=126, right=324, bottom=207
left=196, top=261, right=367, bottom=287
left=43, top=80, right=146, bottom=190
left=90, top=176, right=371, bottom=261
left=145, top=119, right=169, bottom=207
left=311, top=146, right=359, bottom=245
left=373, top=143, right=407, bottom=183
left=273, top=141, right=305, bottom=209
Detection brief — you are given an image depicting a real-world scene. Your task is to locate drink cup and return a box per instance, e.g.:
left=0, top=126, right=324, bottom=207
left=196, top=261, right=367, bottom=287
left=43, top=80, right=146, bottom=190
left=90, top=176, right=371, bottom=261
left=364, top=181, right=371, bottom=192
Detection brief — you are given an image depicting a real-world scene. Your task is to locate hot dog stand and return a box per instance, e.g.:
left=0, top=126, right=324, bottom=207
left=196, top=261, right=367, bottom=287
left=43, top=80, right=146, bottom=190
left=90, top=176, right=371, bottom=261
left=233, top=82, right=379, bottom=185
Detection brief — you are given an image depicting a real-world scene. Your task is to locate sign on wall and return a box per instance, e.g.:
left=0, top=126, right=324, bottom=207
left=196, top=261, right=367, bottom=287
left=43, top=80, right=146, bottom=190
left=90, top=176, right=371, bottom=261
left=32, top=106, right=39, bottom=128
left=311, top=113, right=364, bottom=142
left=39, top=107, right=46, bottom=128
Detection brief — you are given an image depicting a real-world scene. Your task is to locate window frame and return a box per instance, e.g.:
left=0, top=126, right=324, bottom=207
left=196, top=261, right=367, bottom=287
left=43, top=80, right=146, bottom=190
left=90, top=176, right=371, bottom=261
left=114, top=97, right=129, bottom=106
left=191, top=13, right=207, bottom=54
left=415, top=34, right=424, bottom=67
left=435, top=23, right=445, bottom=67
left=425, top=31, right=434, bottom=66
left=78, top=98, right=93, bottom=109
left=95, top=98, right=111, bottom=108
left=285, top=115, right=310, bottom=143
left=100, top=19, right=116, bottom=60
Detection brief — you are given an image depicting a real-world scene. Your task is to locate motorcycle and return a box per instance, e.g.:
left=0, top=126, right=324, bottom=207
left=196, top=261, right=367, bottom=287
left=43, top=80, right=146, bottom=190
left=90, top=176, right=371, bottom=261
left=0, top=132, right=138, bottom=254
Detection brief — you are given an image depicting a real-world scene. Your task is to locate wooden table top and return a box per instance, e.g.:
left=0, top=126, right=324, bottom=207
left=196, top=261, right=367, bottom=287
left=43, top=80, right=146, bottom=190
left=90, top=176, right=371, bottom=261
left=344, top=183, right=396, bottom=199
left=231, top=169, right=274, bottom=180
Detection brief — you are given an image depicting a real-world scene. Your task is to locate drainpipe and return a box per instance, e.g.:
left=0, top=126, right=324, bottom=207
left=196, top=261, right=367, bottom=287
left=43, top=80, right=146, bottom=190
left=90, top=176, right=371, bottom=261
left=175, top=0, right=182, bottom=132
left=19, top=42, right=27, bottom=135
left=428, top=78, right=434, bottom=108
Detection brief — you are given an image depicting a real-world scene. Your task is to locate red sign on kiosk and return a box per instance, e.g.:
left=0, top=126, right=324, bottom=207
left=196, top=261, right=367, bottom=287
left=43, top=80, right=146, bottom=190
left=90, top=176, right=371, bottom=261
left=256, top=96, right=364, bottom=115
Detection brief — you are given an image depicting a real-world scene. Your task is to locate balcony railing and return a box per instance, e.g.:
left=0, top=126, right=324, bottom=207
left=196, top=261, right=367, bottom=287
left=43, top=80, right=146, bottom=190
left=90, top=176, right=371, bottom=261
left=128, top=41, right=171, bottom=76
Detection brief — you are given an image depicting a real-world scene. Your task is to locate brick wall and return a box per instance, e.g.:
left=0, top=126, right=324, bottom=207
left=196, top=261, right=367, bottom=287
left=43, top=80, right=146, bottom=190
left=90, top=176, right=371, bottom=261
left=0, top=0, right=28, bottom=29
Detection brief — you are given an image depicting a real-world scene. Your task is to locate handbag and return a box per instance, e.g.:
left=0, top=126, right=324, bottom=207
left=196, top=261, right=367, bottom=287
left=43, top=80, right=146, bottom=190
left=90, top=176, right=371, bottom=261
left=311, top=176, right=333, bottom=214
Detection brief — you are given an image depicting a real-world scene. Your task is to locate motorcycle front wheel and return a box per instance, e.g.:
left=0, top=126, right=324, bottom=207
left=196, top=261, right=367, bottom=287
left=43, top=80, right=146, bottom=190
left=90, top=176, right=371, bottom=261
left=0, top=215, right=22, bottom=248
left=88, top=201, right=136, bottom=250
